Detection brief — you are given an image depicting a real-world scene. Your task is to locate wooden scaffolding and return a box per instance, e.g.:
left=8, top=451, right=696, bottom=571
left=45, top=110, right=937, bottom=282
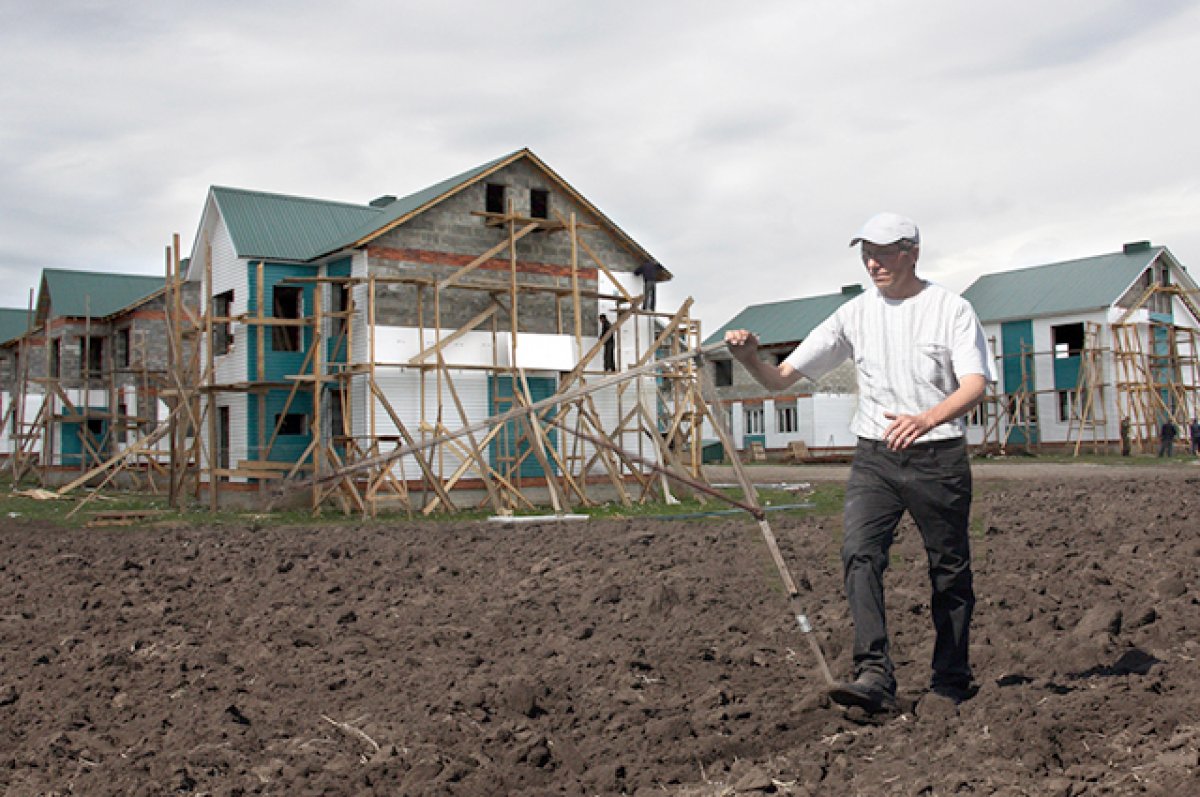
left=976, top=283, right=1200, bottom=455
left=192, top=203, right=715, bottom=515
left=2, top=279, right=186, bottom=492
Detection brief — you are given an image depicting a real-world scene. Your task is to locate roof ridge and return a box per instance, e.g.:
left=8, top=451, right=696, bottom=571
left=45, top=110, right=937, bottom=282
left=979, top=246, right=1163, bottom=280
left=41, top=267, right=163, bottom=279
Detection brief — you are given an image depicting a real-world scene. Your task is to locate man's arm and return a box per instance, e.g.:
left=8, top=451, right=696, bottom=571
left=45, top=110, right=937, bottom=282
left=882, top=373, right=987, bottom=450
left=723, top=329, right=803, bottom=392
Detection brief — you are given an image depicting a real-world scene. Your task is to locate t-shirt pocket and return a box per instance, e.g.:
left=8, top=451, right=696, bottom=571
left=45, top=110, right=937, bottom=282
left=915, top=343, right=953, bottom=390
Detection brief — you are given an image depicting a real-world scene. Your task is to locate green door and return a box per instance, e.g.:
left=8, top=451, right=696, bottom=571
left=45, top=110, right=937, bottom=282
left=1001, top=320, right=1038, bottom=445
left=489, top=375, right=558, bottom=479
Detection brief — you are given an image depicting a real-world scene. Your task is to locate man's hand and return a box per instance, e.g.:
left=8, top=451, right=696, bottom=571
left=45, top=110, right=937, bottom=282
left=722, top=329, right=802, bottom=392
left=724, top=329, right=760, bottom=363
left=882, top=410, right=936, bottom=450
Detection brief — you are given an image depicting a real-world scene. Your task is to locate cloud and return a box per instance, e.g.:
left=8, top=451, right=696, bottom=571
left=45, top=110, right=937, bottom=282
left=2, top=0, right=1200, bottom=334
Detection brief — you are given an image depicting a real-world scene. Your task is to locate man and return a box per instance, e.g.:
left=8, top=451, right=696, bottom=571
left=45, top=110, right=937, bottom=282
left=599, top=313, right=617, bottom=372
left=1190, top=418, right=1200, bottom=456
left=725, top=212, right=994, bottom=713
left=1119, top=417, right=1132, bottom=457
left=633, top=260, right=663, bottom=311
left=1159, top=419, right=1177, bottom=457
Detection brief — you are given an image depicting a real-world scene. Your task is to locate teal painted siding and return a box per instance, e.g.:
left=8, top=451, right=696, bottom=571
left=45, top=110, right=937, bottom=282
left=1000, top=320, right=1038, bottom=445
left=247, top=389, right=314, bottom=464
left=326, top=257, right=352, bottom=367
left=1053, top=356, right=1080, bottom=390
left=489, top=375, right=558, bottom=478
left=244, top=262, right=318, bottom=464
left=245, top=262, right=316, bottom=384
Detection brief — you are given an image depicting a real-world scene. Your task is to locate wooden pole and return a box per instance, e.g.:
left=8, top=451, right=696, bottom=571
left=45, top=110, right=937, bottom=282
left=298, top=341, right=727, bottom=490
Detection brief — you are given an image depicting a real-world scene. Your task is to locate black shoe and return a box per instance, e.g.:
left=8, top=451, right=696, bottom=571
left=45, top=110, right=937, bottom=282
left=828, top=678, right=897, bottom=714
left=928, top=682, right=978, bottom=704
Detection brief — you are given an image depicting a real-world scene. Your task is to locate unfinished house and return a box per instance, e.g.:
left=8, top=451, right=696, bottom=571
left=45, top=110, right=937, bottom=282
left=961, top=241, right=1200, bottom=452
left=184, top=148, right=708, bottom=513
left=0, top=307, right=36, bottom=461
left=703, top=286, right=863, bottom=459
left=1, top=268, right=181, bottom=485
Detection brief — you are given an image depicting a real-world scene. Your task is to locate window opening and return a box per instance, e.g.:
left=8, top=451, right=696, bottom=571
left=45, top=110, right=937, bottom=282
left=118, top=327, right=131, bottom=368
left=213, top=290, right=234, bottom=355
left=776, top=404, right=798, bottom=433
left=82, top=336, right=104, bottom=377
left=744, top=406, right=764, bottom=435
left=272, top=286, right=303, bottom=352
left=1051, top=322, right=1084, bottom=359
left=485, top=183, right=507, bottom=214
left=530, top=188, right=549, bottom=219
left=1057, top=390, right=1076, bottom=423
left=275, top=413, right=308, bottom=436
left=713, top=360, right=733, bottom=387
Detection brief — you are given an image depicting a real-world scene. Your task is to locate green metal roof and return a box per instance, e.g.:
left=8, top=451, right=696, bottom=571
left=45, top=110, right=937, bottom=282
left=704, top=286, right=864, bottom=347
left=212, top=152, right=519, bottom=262
left=211, top=187, right=381, bottom=262
left=961, top=246, right=1162, bottom=323
left=0, top=307, right=33, bottom=345
left=40, top=269, right=164, bottom=319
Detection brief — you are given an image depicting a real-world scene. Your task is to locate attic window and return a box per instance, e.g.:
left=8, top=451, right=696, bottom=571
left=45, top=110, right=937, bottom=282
left=272, top=285, right=303, bottom=352
left=714, top=360, right=733, bottom=387
left=485, top=183, right=507, bottom=214
left=530, top=188, right=549, bottom=219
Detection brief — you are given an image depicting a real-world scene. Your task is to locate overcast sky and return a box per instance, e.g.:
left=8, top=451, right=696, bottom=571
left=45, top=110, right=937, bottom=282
left=3, top=0, right=1199, bottom=331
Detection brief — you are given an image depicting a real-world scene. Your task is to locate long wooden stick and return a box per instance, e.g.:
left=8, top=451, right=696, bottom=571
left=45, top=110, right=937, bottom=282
left=695, top=366, right=836, bottom=685
left=293, top=341, right=727, bottom=492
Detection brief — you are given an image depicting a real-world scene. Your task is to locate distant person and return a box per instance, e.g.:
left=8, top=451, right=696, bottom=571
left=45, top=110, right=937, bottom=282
left=599, top=313, right=616, bottom=372
left=1158, top=420, right=1177, bottom=457
left=1119, top=417, right=1131, bottom=457
left=726, top=212, right=994, bottom=713
left=633, top=260, right=663, bottom=311
left=1190, top=418, right=1200, bottom=456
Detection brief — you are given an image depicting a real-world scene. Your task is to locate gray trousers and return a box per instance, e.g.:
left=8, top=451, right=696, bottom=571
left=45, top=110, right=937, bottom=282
left=842, top=437, right=975, bottom=692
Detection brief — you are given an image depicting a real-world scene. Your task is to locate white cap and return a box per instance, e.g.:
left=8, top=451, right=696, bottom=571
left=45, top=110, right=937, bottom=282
left=849, top=212, right=920, bottom=247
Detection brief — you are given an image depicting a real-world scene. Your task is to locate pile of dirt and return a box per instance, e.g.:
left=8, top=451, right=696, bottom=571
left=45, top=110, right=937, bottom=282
left=1, top=467, right=1198, bottom=795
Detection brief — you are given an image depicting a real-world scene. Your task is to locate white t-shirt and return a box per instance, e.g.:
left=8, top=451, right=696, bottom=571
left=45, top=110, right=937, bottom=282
left=783, top=282, right=996, bottom=442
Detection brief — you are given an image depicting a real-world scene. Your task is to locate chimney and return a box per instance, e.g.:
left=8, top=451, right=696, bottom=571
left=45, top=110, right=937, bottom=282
left=1123, top=241, right=1151, bottom=254
left=841, top=284, right=864, bottom=295
left=369, top=195, right=397, bottom=208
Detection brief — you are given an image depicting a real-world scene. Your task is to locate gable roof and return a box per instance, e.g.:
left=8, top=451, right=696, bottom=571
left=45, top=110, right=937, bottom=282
left=210, top=187, right=380, bottom=262
left=961, top=245, right=1169, bottom=323
left=38, top=269, right=164, bottom=322
left=0, top=307, right=33, bottom=345
left=704, top=286, right=864, bottom=348
left=196, top=148, right=655, bottom=266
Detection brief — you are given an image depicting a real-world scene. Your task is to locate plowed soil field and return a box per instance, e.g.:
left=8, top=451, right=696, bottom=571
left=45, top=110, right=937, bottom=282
left=2, top=462, right=1198, bottom=796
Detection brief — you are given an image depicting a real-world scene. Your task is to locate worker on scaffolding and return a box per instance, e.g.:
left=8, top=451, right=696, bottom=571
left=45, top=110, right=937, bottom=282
left=633, top=260, right=664, bottom=311
left=599, top=313, right=617, bottom=372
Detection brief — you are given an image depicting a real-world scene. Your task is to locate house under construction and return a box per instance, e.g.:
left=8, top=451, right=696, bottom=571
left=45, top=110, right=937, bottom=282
left=961, top=241, right=1200, bottom=454
left=171, top=148, right=715, bottom=514
left=0, top=269, right=198, bottom=492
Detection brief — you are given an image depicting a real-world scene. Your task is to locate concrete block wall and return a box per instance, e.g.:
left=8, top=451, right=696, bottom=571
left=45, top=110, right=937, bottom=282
left=366, top=159, right=640, bottom=336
